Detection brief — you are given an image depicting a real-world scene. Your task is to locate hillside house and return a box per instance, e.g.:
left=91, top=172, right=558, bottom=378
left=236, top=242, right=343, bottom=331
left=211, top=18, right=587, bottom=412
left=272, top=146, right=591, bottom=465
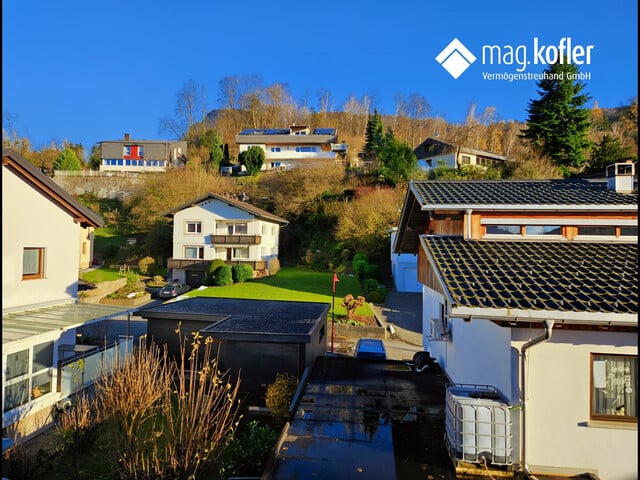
left=99, top=133, right=187, bottom=173
left=392, top=162, right=638, bottom=479
left=413, top=137, right=511, bottom=171
left=164, top=192, right=288, bottom=286
left=235, top=125, right=348, bottom=168
left=2, top=148, right=136, bottom=442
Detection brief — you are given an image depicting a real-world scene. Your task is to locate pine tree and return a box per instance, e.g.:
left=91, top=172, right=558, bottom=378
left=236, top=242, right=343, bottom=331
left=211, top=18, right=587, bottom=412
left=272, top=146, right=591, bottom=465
left=53, top=147, right=83, bottom=171
left=362, top=110, right=385, bottom=161
left=521, top=61, right=591, bottom=176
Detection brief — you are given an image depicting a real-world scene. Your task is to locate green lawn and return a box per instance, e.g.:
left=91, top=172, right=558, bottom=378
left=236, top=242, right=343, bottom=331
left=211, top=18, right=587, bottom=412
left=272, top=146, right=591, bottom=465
left=80, top=267, right=124, bottom=283
left=190, top=267, right=374, bottom=318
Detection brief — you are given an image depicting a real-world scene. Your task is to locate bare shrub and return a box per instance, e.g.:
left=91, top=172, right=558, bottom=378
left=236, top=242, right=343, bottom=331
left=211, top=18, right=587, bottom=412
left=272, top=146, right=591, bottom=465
left=95, top=325, right=241, bottom=479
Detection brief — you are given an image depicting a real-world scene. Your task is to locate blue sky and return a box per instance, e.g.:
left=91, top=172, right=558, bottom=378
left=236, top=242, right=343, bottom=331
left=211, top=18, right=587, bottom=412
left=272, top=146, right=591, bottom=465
left=2, top=0, right=637, bottom=154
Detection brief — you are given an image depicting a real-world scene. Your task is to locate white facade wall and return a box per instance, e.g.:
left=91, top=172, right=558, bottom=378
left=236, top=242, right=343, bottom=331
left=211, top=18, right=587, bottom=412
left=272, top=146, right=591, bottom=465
left=238, top=144, right=335, bottom=161
left=2, top=168, right=80, bottom=311
left=390, top=231, right=421, bottom=292
left=512, top=329, right=637, bottom=479
left=422, top=283, right=638, bottom=479
left=172, top=199, right=280, bottom=263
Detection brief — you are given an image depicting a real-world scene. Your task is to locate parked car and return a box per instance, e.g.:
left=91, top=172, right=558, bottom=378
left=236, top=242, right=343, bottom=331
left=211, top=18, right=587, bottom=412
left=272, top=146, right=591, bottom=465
left=158, top=282, right=191, bottom=299
left=354, top=338, right=387, bottom=360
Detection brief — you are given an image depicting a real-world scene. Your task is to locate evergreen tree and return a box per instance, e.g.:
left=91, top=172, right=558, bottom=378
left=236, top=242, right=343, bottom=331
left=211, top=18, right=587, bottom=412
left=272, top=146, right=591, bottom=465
left=585, top=134, right=635, bottom=175
left=362, top=110, right=385, bottom=161
left=53, top=147, right=83, bottom=171
left=378, top=133, right=418, bottom=186
left=521, top=61, right=591, bottom=176
left=241, top=146, right=264, bottom=175
left=200, top=129, right=224, bottom=171
left=88, top=144, right=102, bottom=170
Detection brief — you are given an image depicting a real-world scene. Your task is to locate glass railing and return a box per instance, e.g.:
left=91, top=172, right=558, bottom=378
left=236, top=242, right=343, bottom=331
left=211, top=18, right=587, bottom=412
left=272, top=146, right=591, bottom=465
left=59, top=337, right=134, bottom=396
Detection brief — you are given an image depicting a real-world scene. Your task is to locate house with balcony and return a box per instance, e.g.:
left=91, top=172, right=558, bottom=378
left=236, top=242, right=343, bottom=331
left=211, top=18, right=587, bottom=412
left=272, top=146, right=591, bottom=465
left=164, top=192, right=288, bottom=286
left=98, top=133, right=187, bottom=173
left=235, top=125, right=348, bottom=169
left=2, top=149, right=136, bottom=443
left=392, top=162, right=637, bottom=479
left=413, top=137, right=511, bottom=171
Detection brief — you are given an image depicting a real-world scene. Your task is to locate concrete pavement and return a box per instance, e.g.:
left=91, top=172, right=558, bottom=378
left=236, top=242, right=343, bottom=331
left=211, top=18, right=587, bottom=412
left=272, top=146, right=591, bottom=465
left=373, top=290, right=424, bottom=361
left=332, top=289, right=425, bottom=361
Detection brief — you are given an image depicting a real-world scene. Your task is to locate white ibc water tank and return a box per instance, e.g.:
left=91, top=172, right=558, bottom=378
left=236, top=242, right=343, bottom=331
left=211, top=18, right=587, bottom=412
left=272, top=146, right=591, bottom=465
left=445, top=384, right=512, bottom=466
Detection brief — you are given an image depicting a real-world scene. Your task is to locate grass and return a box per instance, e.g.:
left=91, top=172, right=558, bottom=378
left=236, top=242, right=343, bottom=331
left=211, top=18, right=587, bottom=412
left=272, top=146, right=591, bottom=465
left=190, top=267, right=374, bottom=318
left=80, top=267, right=123, bottom=283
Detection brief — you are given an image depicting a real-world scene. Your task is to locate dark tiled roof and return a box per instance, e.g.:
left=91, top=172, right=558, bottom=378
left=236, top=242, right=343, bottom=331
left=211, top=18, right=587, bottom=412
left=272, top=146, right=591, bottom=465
left=421, top=236, right=637, bottom=315
left=411, top=179, right=637, bottom=207
left=137, top=297, right=328, bottom=335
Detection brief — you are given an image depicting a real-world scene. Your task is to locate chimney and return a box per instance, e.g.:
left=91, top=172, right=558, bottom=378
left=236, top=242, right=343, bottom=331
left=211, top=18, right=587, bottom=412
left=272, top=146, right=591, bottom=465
left=606, top=160, right=636, bottom=193
left=124, top=133, right=130, bottom=142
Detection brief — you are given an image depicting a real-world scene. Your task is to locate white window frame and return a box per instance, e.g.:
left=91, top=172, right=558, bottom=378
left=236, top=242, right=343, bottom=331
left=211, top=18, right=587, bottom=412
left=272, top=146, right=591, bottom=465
left=185, top=221, right=202, bottom=234
left=184, top=246, right=204, bottom=259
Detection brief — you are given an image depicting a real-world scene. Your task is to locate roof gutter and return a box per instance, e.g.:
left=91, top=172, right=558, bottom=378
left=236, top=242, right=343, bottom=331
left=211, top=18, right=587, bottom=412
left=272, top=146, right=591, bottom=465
left=520, top=319, right=554, bottom=475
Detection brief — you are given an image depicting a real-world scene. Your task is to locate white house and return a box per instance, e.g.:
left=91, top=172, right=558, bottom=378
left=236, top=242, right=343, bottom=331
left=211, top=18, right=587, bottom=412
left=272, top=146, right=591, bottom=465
left=393, top=164, right=638, bottom=479
left=413, top=137, right=511, bottom=171
left=235, top=125, right=347, bottom=168
left=2, top=148, right=136, bottom=443
left=164, top=192, right=288, bottom=286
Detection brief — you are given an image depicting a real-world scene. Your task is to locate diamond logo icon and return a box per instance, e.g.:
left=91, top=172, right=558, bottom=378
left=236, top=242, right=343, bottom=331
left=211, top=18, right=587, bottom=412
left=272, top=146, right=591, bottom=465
left=436, top=38, right=477, bottom=79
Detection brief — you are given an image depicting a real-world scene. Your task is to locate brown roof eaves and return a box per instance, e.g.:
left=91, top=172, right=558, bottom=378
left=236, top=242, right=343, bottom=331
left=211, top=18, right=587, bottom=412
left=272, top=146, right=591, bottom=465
left=162, top=192, right=288, bottom=225
left=2, top=148, right=103, bottom=228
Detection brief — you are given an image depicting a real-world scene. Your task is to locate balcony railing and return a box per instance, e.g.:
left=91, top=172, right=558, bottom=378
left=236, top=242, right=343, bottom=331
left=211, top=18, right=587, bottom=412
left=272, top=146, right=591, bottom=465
left=209, top=234, right=261, bottom=245
left=58, top=337, right=135, bottom=396
left=166, top=258, right=209, bottom=269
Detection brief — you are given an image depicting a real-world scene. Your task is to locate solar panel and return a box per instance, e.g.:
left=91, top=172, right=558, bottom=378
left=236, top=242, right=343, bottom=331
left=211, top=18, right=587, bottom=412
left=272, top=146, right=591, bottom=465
left=313, top=128, right=336, bottom=135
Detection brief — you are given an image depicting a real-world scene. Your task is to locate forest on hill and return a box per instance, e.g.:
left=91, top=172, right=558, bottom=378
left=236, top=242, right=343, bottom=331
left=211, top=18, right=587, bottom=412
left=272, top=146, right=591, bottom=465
left=3, top=72, right=637, bottom=278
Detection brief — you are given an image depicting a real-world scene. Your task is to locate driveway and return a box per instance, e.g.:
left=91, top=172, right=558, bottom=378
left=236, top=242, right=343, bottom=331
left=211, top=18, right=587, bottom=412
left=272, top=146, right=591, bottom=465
left=373, top=290, right=424, bottom=361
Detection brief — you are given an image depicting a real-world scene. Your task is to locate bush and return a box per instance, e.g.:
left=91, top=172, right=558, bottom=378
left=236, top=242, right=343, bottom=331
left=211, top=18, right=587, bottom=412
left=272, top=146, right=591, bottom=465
left=218, top=420, right=278, bottom=479
left=137, top=256, right=155, bottom=275
left=206, top=259, right=226, bottom=285
left=362, top=278, right=379, bottom=294
left=365, top=288, right=387, bottom=304
left=214, top=265, right=233, bottom=286
left=363, top=263, right=383, bottom=281
left=232, top=264, right=254, bottom=283
left=265, top=373, right=298, bottom=418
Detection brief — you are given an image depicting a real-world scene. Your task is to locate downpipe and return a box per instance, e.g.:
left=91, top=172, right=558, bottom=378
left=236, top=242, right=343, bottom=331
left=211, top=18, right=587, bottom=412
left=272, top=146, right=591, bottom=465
left=520, top=319, right=554, bottom=477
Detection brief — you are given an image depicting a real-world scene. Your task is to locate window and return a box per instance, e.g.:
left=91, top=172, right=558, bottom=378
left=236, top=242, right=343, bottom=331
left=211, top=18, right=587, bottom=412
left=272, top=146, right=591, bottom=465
left=525, top=225, right=562, bottom=236
left=295, top=147, right=317, bottom=153
left=485, top=225, right=521, bottom=236
left=32, top=342, right=53, bottom=398
left=23, top=247, right=44, bottom=279
left=270, top=147, right=281, bottom=152
left=620, top=226, right=638, bottom=237
left=228, top=223, right=248, bottom=235
left=233, top=248, right=249, bottom=259
left=591, top=354, right=637, bottom=422
left=185, top=221, right=202, bottom=234
left=461, top=154, right=471, bottom=165
left=184, top=246, right=204, bottom=259
left=262, top=225, right=268, bottom=235
left=578, top=226, right=616, bottom=237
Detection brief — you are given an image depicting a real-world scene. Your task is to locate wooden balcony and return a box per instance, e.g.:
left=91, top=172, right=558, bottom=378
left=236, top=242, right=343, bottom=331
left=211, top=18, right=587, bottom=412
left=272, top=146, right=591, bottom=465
left=209, top=234, right=261, bottom=245
left=166, top=258, right=209, bottom=269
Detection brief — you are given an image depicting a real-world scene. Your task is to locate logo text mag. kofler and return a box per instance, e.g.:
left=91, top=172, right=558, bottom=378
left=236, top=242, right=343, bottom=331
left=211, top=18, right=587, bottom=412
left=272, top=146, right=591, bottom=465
left=436, top=37, right=594, bottom=79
